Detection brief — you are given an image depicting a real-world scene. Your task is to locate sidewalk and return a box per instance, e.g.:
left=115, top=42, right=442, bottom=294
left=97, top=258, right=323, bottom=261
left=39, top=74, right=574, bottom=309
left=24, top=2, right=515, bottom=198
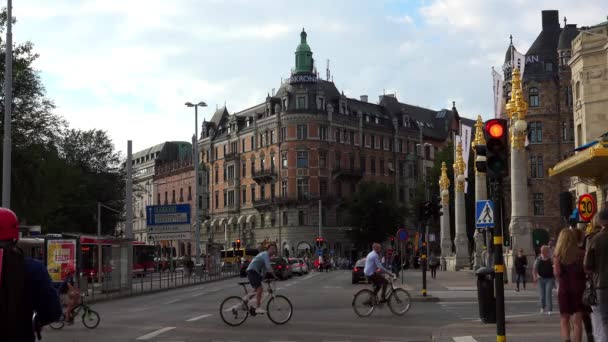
left=398, top=269, right=562, bottom=341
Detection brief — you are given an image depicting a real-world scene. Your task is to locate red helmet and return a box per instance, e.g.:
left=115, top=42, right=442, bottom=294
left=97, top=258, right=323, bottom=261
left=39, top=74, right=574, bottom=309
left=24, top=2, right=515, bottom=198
left=0, top=208, right=19, bottom=241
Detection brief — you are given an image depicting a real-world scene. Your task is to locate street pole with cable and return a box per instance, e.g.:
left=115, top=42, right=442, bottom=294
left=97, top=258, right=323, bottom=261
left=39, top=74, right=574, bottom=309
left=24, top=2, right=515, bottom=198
left=2, top=0, right=13, bottom=208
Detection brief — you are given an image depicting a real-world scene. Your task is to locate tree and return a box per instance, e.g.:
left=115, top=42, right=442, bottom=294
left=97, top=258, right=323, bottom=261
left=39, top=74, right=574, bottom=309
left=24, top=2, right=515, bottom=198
left=346, top=182, right=404, bottom=249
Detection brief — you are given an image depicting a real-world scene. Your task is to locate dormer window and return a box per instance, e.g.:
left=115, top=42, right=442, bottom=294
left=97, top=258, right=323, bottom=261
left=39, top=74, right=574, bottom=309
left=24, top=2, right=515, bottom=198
left=374, top=117, right=379, bottom=124
left=297, top=96, right=306, bottom=109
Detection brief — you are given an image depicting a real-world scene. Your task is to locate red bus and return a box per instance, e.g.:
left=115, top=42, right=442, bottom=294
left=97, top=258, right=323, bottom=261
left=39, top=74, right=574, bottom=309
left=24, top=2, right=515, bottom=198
left=132, top=241, right=156, bottom=275
left=78, top=236, right=156, bottom=279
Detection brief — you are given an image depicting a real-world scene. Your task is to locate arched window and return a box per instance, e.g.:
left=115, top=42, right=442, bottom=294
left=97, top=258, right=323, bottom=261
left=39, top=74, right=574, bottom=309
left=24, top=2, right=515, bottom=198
left=529, top=87, right=539, bottom=107
left=260, top=153, right=266, bottom=171
left=575, top=81, right=581, bottom=100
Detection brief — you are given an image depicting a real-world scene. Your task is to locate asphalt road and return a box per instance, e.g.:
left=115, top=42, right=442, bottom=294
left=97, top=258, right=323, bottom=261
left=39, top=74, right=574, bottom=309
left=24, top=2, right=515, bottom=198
left=42, top=270, right=555, bottom=342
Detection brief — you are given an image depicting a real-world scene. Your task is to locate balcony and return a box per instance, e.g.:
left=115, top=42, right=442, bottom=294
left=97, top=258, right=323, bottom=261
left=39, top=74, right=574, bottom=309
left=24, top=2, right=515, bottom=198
left=332, top=167, right=363, bottom=181
left=252, top=168, right=278, bottom=183
left=225, top=152, right=238, bottom=161
left=252, top=197, right=277, bottom=210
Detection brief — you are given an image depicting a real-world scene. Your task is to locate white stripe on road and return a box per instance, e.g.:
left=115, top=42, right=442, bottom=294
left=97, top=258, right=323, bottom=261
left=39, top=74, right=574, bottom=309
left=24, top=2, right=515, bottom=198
left=164, top=299, right=180, bottom=304
left=186, top=314, right=212, bottom=322
left=439, top=300, right=537, bottom=305
left=136, top=327, right=176, bottom=340
left=452, top=337, right=477, bottom=342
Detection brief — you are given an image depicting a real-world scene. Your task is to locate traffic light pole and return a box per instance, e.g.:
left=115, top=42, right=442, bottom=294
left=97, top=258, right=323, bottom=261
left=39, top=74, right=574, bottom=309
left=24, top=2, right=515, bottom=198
left=491, top=178, right=506, bottom=341
left=421, top=218, right=428, bottom=297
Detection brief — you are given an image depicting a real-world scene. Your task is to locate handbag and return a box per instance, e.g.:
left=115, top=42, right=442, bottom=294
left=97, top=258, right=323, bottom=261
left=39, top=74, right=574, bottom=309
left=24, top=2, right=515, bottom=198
left=583, top=279, right=598, bottom=307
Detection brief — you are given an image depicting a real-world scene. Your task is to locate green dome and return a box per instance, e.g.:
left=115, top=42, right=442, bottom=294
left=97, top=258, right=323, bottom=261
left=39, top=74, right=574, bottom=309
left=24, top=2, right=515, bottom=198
left=294, top=28, right=313, bottom=74
left=296, top=30, right=311, bottom=53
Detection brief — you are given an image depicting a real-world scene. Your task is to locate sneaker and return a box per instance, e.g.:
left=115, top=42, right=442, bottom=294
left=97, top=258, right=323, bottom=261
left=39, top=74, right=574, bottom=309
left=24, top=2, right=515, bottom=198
left=546, top=311, right=552, bottom=316
left=540, top=308, right=544, bottom=314
left=255, top=308, right=267, bottom=314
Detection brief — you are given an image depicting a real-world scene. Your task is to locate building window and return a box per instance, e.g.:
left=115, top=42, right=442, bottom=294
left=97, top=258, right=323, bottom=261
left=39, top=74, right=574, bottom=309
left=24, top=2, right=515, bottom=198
left=242, top=139, right=246, bottom=152
left=251, top=185, right=256, bottom=202
left=214, top=191, right=219, bottom=209
left=370, top=157, right=376, bottom=175
left=223, top=167, right=227, bottom=183
left=157, top=193, right=161, bottom=205
left=297, top=178, right=309, bottom=200
left=297, top=151, right=308, bottom=168
left=399, top=161, right=405, bottom=177
left=227, top=165, right=235, bottom=181
left=529, top=87, right=539, bottom=107
left=260, top=183, right=266, bottom=200
left=335, top=152, right=341, bottom=170
left=335, top=181, right=342, bottom=198
left=575, top=81, right=581, bottom=100
left=260, top=154, right=266, bottom=171
left=565, top=86, right=573, bottom=107
left=319, top=151, right=326, bottom=168
left=251, top=158, right=255, bottom=175
left=282, top=211, right=288, bottom=225
left=562, top=121, right=569, bottom=142
left=188, top=186, right=192, bottom=201
left=529, top=121, right=543, bottom=143
left=320, top=179, right=328, bottom=196
left=282, top=152, right=288, bottom=168
left=319, top=125, right=328, bottom=141
left=172, top=190, right=176, bottom=204
left=281, top=126, right=287, bottom=142
left=179, top=188, right=184, bottom=202
left=270, top=130, right=275, bottom=144
left=533, top=193, right=544, bottom=215
left=371, top=135, right=376, bottom=149
left=560, top=50, right=571, bottom=66
left=223, top=190, right=227, bottom=207
left=282, top=179, right=287, bottom=197
left=270, top=183, right=275, bottom=199
left=215, top=167, right=219, bottom=184
left=380, top=159, right=385, bottom=174
left=270, top=154, right=276, bottom=171
left=242, top=187, right=247, bottom=204
left=227, top=190, right=235, bottom=207
left=335, top=128, right=340, bottom=143
left=242, top=160, right=247, bottom=177
left=223, top=145, right=226, bottom=158
left=297, top=124, right=308, bottom=140
left=349, top=154, right=355, bottom=170
left=298, top=210, right=305, bottom=225
left=297, top=96, right=306, bottom=109
left=350, top=131, right=355, bottom=145
left=206, top=194, right=210, bottom=209
left=380, top=137, right=384, bottom=149
left=260, top=214, right=265, bottom=228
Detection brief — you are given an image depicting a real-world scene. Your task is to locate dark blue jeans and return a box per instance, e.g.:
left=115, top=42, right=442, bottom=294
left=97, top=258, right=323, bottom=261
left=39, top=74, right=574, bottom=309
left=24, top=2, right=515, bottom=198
left=598, top=288, right=608, bottom=340
left=516, top=270, right=526, bottom=290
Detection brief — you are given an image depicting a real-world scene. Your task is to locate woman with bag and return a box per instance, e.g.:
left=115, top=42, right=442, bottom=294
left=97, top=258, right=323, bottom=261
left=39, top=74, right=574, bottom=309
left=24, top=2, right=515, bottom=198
left=554, top=228, right=590, bottom=342
left=533, top=245, right=555, bottom=315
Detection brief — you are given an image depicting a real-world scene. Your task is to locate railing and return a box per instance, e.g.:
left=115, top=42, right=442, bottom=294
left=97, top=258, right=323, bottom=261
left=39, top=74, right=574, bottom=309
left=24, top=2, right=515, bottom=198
left=251, top=168, right=278, bottom=181
left=225, top=152, right=237, bottom=161
left=78, top=263, right=240, bottom=304
left=332, top=167, right=363, bottom=180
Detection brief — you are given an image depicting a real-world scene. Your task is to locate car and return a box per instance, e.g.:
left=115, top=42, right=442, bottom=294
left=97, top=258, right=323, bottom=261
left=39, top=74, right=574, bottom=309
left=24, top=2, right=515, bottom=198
left=352, top=258, right=366, bottom=284
left=270, top=257, right=290, bottom=280
left=288, top=258, right=309, bottom=275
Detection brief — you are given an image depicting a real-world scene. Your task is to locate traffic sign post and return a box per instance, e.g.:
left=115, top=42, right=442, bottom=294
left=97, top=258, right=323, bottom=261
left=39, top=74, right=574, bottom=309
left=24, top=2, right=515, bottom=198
left=476, top=200, right=495, bottom=228
left=578, top=194, right=597, bottom=222
left=397, top=228, right=409, bottom=242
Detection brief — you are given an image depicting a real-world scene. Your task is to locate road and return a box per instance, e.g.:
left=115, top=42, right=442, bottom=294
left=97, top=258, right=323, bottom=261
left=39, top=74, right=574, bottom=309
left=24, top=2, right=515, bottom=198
left=43, top=270, right=558, bottom=342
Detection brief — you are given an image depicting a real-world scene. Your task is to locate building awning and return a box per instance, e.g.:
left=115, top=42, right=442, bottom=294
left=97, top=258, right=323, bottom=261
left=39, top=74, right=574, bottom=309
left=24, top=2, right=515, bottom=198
left=246, top=214, right=256, bottom=223
left=237, top=215, right=246, bottom=224
left=219, top=218, right=227, bottom=226
left=549, top=141, right=608, bottom=180
left=210, top=219, right=218, bottom=228
left=228, top=216, right=236, bottom=225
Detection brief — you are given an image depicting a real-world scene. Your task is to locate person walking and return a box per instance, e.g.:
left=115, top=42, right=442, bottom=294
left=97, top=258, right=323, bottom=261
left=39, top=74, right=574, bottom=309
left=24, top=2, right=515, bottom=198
left=585, top=208, right=608, bottom=342
left=428, top=253, right=439, bottom=279
left=555, top=228, right=589, bottom=342
left=533, top=245, right=555, bottom=315
left=515, top=248, right=528, bottom=291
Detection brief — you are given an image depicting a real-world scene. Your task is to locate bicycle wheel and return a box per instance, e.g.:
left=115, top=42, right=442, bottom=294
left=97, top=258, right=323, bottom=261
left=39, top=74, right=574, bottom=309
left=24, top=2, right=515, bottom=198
left=388, top=288, right=412, bottom=315
left=352, top=289, right=376, bottom=317
left=82, top=308, right=100, bottom=329
left=266, top=295, right=293, bottom=325
left=219, top=296, right=249, bottom=326
left=49, top=314, right=65, bottom=330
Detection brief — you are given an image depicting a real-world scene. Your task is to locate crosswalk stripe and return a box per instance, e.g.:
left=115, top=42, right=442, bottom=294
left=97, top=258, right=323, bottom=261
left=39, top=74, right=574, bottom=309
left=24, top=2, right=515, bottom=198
left=452, top=337, right=477, bottom=342
left=136, top=327, right=176, bottom=341
left=186, top=313, right=212, bottom=322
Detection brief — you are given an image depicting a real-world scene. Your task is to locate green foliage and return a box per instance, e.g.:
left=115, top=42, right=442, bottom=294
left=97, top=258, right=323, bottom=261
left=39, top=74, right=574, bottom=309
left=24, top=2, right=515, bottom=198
left=0, top=11, right=124, bottom=235
left=346, top=182, right=405, bottom=249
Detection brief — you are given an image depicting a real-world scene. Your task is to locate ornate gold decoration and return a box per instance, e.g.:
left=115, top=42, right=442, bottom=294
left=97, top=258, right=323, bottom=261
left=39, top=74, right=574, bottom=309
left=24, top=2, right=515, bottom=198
left=453, top=142, right=465, bottom=193
left=439, top=162, right=450, bottom=205
left=471, top=115, right=486, bottom=175
left=505, top=68, right=528, bottom=150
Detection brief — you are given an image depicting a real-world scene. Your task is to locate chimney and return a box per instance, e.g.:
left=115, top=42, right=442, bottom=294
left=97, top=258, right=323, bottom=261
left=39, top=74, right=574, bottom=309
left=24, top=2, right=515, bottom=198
left=360, top=95, right=368, bottom=102
left=542, top=10, right=560, bottom=30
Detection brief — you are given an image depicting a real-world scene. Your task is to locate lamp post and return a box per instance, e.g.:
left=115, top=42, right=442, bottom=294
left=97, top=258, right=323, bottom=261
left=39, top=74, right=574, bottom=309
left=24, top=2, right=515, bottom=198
left=2, top=0, right=13, bottom=208
left=97, top=202, right=121, bottom=284
left=185, top=101, right=207, bottom=265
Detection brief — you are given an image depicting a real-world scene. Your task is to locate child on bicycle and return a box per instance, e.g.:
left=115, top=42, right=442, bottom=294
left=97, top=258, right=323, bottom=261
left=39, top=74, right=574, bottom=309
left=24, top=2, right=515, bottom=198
left=58, top=267, right=80, bottom=324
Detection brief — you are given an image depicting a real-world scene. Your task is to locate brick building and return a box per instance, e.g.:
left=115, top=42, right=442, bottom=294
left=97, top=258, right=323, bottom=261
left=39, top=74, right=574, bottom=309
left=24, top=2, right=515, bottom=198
left=196, top=30, right=464, bottom=258
left=502, top=10, right=577, bottom=237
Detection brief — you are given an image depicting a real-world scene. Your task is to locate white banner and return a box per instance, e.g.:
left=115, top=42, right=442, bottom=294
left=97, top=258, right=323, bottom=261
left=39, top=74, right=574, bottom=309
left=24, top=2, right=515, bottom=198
left=492, top=67, right=504, bottom=118
left=461, top=125, right=472, bottom=193
left=148, top=232, right=192, bottom=241
left=513, top=48, right=526, bottom=77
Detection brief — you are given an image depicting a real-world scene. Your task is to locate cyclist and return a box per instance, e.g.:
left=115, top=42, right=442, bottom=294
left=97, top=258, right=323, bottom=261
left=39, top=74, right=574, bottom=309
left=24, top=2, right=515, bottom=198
left=58, top=267, right=80, bottom=324
left=0, top=208, right=62, bottom=341
left=246, top=244, right=277, bottom=314
left=364, top=243, right=394, bottom=303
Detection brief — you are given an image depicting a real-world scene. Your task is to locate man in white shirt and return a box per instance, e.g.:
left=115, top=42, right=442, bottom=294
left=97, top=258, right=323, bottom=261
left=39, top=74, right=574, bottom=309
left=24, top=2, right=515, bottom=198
left=364, top=243, right=394, bottom=302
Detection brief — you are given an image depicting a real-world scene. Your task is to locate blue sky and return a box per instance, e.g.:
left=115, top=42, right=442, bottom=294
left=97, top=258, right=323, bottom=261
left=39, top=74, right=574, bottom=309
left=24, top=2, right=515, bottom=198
left=12, top=0, right=607, bottom=154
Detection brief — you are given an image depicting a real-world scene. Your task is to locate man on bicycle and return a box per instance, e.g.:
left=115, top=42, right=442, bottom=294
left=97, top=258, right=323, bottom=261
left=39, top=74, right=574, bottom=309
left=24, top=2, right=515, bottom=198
left=364, top=243, right=394, bottom=303
left=246, top=244, right=277, bottom=314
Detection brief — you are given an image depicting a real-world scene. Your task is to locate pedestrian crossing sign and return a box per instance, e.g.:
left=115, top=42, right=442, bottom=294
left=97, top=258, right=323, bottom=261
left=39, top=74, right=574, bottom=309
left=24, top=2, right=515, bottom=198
left=476, top=200, right=495, bottom=228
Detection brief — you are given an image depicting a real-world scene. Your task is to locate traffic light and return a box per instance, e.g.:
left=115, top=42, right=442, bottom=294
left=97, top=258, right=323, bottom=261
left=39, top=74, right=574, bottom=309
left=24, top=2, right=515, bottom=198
left=483, top=119, right=509, bottom=180
left=236, top=239, right=241, bottom=249
left=315, top=237, right=324, bottom=247
left=423, top=201, right=432, bottom=220
left=475, top=144, right=487, bottom=173
left=390, top=236, right=395, bottom=247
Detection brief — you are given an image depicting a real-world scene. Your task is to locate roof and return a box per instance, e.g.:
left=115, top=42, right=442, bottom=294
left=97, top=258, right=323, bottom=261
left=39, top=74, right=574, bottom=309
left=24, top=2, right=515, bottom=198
left=209, top=106, right=229, bottom=125
left=132, top=142, right=166, bottom=161
left=234, top=103, right=266, bottom=118
left=558, top=24, right=579, bottom=50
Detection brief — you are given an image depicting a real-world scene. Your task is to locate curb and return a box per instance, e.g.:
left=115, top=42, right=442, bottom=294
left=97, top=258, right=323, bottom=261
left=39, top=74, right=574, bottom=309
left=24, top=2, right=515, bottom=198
left=411, top=294, right=440, bottom=302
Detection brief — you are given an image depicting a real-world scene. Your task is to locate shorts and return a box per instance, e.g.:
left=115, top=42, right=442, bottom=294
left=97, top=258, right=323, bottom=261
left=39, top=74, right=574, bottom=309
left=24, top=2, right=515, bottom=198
left=247, top=270, right=262, bottom=289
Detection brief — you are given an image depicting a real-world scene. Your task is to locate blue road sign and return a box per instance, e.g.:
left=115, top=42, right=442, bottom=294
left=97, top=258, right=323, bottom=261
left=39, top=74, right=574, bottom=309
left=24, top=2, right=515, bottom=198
left=317, top=249, right=323, bottom=256
left=397, top=229, right=408, bottom=241
left=330, top=249, right=335, bottom=255
left=476, top=200, right=495, bottom=228
left=146, top=204, right=191, bottom=226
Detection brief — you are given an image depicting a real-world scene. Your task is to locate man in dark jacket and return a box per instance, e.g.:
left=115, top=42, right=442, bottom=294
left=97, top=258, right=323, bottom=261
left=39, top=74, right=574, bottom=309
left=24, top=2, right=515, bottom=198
left=585, top=208, right=608, bottom=341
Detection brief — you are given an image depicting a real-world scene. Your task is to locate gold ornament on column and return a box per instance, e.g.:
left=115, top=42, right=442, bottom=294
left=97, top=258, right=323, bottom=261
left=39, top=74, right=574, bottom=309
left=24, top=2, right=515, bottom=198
left=453, top=142, right=466, bottom=193
left=505, top=68, right=528, bottom=150
left=439, top=162, right=450, bottom=205
left=471, top=115, right=486, bottom=175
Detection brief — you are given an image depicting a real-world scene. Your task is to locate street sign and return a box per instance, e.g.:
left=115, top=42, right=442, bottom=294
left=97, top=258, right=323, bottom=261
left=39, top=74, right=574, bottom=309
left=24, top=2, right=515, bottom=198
left=429, top=233, right=436, bottom=242
left=317, top=249, right=323, bottom=256
left=146, top=204, right=191, bottom=226
left=397, top=229, right=409, bottom=241
left=147, top=224, right=191, bottom=234
left=578, top=194, right=596, bottom=222
left=148, top=232, right=192, bottom=241
left=476, top=200, right=495, bottom=228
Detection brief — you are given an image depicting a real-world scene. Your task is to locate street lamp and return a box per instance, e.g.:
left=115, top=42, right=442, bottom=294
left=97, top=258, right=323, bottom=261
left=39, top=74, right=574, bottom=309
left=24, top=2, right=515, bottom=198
left=185, top=101, right=207, bottom=265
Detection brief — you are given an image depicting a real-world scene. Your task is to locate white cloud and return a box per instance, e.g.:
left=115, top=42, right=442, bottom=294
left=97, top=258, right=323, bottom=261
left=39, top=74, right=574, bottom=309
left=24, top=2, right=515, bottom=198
left=387, top=15, right=414, bottom=25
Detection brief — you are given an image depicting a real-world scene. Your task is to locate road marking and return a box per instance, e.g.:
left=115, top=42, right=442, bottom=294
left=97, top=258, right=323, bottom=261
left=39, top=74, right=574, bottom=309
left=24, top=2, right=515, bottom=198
left=136, top=327, right=176, bottom=340
left=164, top=299, right=180, bottom=304
left=462, top=312, right=539, bottom=321
left=186, top=313, right=212, bottom=322
left=439, top=300, right=537, bottom=305
left=192, top=292, right=204, bottom=297
left=452, top=337, right=477, bottom=342
left=323, top=286, right=343, bottom=289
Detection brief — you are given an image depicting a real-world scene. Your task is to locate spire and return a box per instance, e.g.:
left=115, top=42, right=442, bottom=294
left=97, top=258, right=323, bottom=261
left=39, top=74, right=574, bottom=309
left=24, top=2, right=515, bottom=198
left=453, top=142, right=466, bottom=193
left=439, top=161, right=450, bottom=190
left=564, top=16, right=567, bottom=26
left=294, top=28, right=313, bottom=74
left=509, top=34, right=513, bottom=45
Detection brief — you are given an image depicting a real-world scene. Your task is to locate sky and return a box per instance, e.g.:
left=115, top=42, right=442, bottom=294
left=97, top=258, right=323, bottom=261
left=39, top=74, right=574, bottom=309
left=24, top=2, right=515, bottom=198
left=12, top=0, right=608, bottom=155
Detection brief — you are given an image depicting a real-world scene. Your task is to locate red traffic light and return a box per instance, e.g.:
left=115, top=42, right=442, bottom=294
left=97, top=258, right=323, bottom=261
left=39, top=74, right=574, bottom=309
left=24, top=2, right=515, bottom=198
left=486, top=119, right=505, bottom=138
left=390, top=236, right=395, bottom=241
left=236, top=239, right=241, bottom=244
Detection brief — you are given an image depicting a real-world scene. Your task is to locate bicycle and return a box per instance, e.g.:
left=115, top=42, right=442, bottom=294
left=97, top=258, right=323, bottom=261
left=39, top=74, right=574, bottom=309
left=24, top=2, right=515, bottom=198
left=49, top=294, right=100, bottom=329
left=219, top=279, right=293, bottom=326
left=352, top=274, right=412, bottom=317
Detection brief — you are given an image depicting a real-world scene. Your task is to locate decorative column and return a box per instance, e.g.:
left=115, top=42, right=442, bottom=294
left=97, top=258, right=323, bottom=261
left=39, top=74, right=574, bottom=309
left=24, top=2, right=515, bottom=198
left=472, top=115, right=487, bottom=271
left=439, top=162, right=452, bottom=266
left=505, top=68, right=534, bottom=281
left=453, top=142, right=469, bottom=270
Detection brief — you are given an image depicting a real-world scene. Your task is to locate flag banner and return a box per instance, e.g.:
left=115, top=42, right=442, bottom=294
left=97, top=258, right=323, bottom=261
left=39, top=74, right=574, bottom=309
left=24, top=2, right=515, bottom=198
left=492, top=67, right=504, bottom=118
left=513, top=48, right=526, bottom=77
left=461, top=125, right=473, bottom=193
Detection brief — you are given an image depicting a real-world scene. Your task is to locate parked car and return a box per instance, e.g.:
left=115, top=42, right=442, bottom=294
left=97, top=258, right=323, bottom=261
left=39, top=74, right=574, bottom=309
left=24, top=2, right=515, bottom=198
left=270, top=257, right=291, bottom=280
left=288, top=258, right=309, bottom=275
left=352, top=258, right=366, bottom=284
